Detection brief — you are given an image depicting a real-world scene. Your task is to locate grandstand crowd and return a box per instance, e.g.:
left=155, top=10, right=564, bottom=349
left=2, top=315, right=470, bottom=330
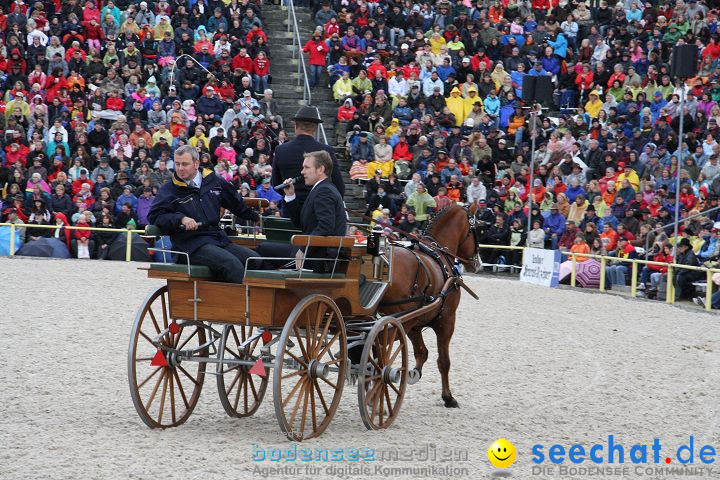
left=0, top=0, right=719, bottom=306
left=311, top=0, right=720, bottom=304
left=0, top=0, right=288, bottom=257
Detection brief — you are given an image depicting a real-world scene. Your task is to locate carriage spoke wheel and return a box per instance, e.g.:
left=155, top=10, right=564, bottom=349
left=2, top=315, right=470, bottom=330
left=128, top=286, right=206, bottom=428
left=273, top=295, right=347, bottom=441
left=358, top=316, right=408, bottom=430
left=217, top=325, right=268, bottom=417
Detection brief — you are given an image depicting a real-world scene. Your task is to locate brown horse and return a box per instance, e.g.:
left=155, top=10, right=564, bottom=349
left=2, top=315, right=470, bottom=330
left=380, top=204, right=479, bottom=408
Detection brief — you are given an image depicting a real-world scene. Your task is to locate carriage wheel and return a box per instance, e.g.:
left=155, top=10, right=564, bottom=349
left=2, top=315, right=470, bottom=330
left=217, top=325, right=269, bottom=417
left=128, top=285, right=207, bottom=428
left=273, top=295, right=347, bottom=441
left=358, top=316, right=408, bottom=430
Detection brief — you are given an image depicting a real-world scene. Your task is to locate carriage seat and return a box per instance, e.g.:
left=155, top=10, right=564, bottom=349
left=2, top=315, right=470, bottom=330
left=244, top=270, right=345, bottom=280
left=149, top=263, right=213, bottom=278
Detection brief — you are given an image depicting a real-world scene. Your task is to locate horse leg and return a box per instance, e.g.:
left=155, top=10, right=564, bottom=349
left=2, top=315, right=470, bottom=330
left=433, top=314, right=459, bottom=408
left=407, top=327, right=428, bottom=381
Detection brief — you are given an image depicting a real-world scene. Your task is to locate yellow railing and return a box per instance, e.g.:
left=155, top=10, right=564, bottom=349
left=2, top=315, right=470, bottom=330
left=477, top=244, right=719, bottom=312
left=0, top=223, right=145, bottom=262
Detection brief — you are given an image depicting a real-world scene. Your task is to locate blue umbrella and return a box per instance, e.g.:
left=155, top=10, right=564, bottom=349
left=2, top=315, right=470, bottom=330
left=0, top=226, right=22, bottom=256
left=17, top=238, right=71, bottom=258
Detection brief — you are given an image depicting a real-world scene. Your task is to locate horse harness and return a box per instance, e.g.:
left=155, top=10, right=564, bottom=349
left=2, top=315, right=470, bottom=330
left=378, top=238, right=461, bottom=319
left=357, top=206, right=482, bottom=318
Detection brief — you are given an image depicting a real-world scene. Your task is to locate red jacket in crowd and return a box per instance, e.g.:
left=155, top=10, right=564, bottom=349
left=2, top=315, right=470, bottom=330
left=106, top=96, right=124, bottom=111
left=74, top=221, right=92, bottom=241
left=367, top=61, right=388, bottom=79
left=253, top=57, right=270, bottom=76
left=84, top=22, right=105, bottom=41
left=5, top=144, right=29, bottom=167
left=232, top=52, right=254, bottom=73
left=337, top=104, right=356, bottom=121
left=392, top=140, right=411, bottom=161
left=303, top=39, right=329, bottom=66
left=247, top=28, right=267, bottom=44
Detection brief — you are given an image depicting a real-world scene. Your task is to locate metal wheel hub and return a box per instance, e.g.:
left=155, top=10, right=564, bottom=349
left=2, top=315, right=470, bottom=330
left=168, top=351, right=182, bottom=367
left=382, top=366, right=401, bottom=384
left=308, top=359, right=329, bottom=379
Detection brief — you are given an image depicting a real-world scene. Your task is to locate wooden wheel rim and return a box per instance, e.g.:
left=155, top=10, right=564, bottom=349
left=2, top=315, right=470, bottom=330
left=217, top=324, right=268, bottom=418
left=273, top=295, right=347, bottom=441
left=128, top=286, right=206, bottom=428
left=358, top=316, right=408, bottom=430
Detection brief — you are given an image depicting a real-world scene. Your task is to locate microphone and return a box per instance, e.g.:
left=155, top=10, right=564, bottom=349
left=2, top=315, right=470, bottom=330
left=274, top=176, right=304, bottom=192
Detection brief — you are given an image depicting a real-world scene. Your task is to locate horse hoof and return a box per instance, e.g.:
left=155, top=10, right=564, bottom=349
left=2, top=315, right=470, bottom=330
left=442, top=395, right=459, bottom=408
left=408, top=368, right=422, bottom=385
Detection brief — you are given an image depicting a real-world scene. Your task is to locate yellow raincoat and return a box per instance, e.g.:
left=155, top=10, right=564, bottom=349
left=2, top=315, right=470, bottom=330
left=463, top=87, right=482, bottom=120
left=446, top=87, right=465, bottom=126
left=584, top=90, right=604, bottom=118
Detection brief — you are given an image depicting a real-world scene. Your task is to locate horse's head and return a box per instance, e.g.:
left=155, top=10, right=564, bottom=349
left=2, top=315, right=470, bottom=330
left=426, top=204, right=481, bottom=273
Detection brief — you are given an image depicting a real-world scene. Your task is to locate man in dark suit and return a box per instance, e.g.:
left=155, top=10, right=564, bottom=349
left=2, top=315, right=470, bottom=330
left=278, top=150, right=347, bottom=272
left=271, top=105, right=345, bottom=209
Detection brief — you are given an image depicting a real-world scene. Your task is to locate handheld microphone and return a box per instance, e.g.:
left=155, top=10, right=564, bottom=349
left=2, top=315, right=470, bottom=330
left=274, top=176, right=304, bottom=192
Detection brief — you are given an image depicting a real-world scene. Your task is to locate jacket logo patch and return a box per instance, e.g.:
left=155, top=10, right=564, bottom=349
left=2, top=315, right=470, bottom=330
left=211, top=189, right=221, bottom=195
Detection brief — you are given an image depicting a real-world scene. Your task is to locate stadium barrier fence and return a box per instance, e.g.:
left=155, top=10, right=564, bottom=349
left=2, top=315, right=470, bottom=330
left=476, top=244, right=719, bottom=311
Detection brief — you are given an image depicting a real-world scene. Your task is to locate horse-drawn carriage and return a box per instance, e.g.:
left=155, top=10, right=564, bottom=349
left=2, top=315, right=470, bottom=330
left=128, top=198, right=479, bottom=441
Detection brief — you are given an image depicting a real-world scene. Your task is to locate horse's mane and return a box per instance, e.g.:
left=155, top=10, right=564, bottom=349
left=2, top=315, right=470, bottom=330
left=423, top=204, right=460, bottom=235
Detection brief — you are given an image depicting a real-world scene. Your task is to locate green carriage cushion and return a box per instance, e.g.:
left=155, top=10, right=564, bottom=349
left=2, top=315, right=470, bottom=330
left=145, top=225, right=165, bottom=237
left=262, top=216, right=302, bottom=243
left=150, top=263, right=213, bottom=277
left=244, top=270, right=345, bottom=280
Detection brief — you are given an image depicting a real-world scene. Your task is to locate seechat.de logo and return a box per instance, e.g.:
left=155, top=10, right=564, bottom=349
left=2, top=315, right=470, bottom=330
left=532, top=436, right=717, bottom=465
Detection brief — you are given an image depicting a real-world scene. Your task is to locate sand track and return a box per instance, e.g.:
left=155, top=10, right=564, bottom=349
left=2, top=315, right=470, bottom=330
left=1, top=258, right=718, bottom=480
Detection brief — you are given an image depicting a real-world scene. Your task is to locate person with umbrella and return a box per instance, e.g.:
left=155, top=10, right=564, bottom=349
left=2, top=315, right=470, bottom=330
left=26, top=198, right=53, bottom=241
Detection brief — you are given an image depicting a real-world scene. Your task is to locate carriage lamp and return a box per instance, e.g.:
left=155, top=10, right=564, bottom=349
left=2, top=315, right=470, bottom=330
left=366, top=225, right=383, bottom=256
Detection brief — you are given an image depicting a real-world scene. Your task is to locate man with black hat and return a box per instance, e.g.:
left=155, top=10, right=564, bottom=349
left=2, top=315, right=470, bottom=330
left=271, top=105, right=344, bottom=208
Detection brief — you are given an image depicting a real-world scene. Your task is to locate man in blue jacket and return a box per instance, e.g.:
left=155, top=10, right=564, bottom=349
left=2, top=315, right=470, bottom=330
left=148, top=145, right=260, bottom=283
left=195, top=86, right=225, bottom=123
left=544, top=203, right=566, bottom=249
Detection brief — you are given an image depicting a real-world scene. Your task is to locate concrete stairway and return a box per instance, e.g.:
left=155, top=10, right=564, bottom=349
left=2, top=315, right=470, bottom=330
left=264, top=4, right=367, bottom=219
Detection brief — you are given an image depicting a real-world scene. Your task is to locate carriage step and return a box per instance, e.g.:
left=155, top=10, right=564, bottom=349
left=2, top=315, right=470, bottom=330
left=359, top=281, right=388, bottom=310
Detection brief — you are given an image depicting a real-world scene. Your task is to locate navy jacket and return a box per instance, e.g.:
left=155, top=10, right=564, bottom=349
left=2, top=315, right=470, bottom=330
left=148, top=169, right=259, bottom=255
left=271, top=134, right=345, bottom=206
left=286, top=178, right=347, bottom=272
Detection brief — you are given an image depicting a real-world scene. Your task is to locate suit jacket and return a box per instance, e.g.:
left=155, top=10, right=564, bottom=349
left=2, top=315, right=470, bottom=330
left=286, top=178, right=347, bottom=272
left=271, top=134, right=345, bottom=206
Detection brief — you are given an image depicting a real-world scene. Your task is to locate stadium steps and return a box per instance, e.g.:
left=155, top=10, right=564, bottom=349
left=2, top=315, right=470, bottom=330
left=266, top=4, right=367, bottom=221
left=266, top=4, right=336, bottom=143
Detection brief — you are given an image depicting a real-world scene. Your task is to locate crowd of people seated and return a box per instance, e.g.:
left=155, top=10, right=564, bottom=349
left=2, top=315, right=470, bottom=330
left=309, top=0, right=720, bottom=305
left=0, top=0, right=719, bottom=307
left=0, top=0, right=288, bottom=259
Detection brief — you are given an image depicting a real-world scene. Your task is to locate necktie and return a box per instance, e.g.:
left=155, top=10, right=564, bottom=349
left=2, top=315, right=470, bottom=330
left=188, top=181, right=196, bottom=188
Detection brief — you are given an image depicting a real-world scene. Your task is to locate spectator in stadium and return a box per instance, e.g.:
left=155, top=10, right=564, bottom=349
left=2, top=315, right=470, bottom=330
left=674, top=237, right=705, bottom=301
left=405, top=183, right=436, bottom=225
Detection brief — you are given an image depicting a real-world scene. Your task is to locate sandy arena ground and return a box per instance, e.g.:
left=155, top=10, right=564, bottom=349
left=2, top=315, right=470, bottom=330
left=1, top=257, right=719, bottom=480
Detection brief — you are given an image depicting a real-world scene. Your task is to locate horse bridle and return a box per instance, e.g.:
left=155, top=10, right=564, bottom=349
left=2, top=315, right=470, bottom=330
left=463, top=206, right=483, bottom=271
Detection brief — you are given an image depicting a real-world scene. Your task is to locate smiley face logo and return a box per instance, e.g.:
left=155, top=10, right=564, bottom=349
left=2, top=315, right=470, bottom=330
left=488, top=438, right=517, bottom=468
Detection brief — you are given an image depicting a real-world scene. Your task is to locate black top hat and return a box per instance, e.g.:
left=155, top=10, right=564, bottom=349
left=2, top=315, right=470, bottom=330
left=292, top=105, right=323, bottom=123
